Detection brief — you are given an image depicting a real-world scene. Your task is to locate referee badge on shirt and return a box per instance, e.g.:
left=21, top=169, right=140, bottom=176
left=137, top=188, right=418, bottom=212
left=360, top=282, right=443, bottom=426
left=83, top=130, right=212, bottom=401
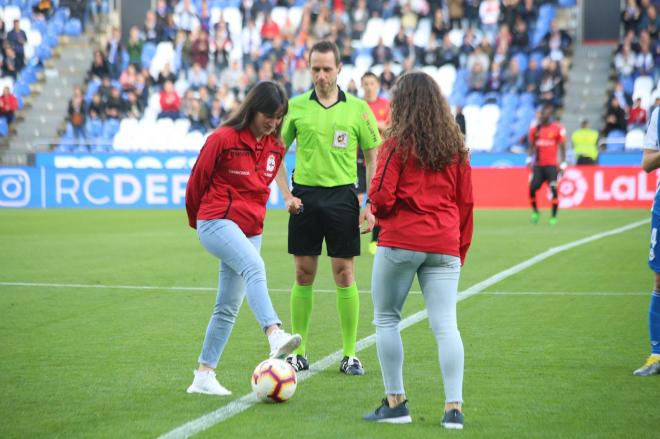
left=333, top=130, right=349, bottom=148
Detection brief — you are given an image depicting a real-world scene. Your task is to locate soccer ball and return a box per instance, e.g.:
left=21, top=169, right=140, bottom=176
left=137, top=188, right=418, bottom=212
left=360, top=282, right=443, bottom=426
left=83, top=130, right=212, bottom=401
left=251, top=358, right=297, bottom=403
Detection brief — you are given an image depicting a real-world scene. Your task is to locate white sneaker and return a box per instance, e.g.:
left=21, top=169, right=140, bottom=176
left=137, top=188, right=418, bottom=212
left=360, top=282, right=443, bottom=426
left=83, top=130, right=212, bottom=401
left=186, top=369, right=232, bottom=396
left=268, top=330, right=302, bottom=359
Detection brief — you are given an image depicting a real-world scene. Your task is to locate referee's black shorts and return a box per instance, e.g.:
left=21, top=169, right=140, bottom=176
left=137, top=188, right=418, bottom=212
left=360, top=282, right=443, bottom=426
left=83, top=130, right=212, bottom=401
left=288, top=183, right=360, bottom=258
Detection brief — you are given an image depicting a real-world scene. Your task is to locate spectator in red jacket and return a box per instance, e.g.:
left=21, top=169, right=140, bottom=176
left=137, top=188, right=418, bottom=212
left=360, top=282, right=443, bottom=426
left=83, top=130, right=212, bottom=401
left=628, top=97, right=648, bottom=130
left=363, top=72, right=473, bottom=429
left=158, top=80, right=180, bottom=119
left=260, top=12, right=280, bottom=41
left=0, top=87, right=19, bottom=124
left=184, top=81, right=301, bottom=396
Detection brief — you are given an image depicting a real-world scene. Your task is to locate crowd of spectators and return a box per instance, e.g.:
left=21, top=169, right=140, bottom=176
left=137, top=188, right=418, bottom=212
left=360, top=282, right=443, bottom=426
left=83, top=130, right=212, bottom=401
left=64, top=0, right=575, bottom=151
left=609, top=0, right=660, bottom=138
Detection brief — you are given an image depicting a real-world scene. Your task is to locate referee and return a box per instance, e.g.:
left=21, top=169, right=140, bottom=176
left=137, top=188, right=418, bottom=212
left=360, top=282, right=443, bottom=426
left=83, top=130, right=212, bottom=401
left=275, top=40, right=381, bottom=376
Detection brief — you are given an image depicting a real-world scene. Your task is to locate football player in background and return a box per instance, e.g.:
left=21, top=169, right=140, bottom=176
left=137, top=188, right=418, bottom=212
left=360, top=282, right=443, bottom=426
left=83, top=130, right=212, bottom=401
left=527, top=105, right=567, bottom=225
left=360, top=71, right=391, bottom=255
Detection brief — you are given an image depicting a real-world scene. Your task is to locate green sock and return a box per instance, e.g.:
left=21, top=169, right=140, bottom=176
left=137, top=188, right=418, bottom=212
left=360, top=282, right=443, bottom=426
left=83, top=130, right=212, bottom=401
left=290, top=283, right=313, bottom=356
left=336, top=283, right=359, bottom=357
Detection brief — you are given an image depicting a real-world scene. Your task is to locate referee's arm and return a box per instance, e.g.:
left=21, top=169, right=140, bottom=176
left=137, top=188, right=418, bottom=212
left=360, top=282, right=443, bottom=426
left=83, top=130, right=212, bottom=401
left=363, top=147, right=378, bottom=194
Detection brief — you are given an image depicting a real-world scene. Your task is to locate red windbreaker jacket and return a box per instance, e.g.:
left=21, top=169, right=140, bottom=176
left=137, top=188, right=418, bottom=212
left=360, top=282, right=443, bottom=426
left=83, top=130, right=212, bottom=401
left=368, top=139, right=474, bottom=265
left=185, top=126, right=284, bottom=236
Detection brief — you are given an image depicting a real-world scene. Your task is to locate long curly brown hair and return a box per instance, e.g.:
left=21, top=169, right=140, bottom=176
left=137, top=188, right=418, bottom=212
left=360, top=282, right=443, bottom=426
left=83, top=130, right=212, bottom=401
left=385, top=72, right=468, bottom=171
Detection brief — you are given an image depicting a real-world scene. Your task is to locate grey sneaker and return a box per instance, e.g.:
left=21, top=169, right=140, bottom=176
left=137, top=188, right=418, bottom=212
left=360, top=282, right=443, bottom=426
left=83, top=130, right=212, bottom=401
left=286, top=354, right=309, bottom=372
left=340, top=356, right=364, bottom=375
left=363, top=399, right=412, bottom=424
left=441, top=409, right=464, bottom=429
left=633, top=354, right=660, bottom=376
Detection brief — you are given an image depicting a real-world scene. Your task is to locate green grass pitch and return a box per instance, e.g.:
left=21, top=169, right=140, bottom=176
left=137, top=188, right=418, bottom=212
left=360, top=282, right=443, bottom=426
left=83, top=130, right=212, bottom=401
left=0, top=208, right=658, bottom=438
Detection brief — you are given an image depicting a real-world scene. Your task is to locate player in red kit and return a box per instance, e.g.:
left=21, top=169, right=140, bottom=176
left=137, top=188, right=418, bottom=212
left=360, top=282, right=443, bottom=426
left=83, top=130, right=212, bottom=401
left=360, top=71, right=391, bottom=254
left=527, top=105, right=567, bottom=225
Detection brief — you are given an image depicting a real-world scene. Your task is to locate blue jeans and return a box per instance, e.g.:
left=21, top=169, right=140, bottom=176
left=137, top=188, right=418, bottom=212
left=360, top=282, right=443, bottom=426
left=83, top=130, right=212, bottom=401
left=196, top=219, right=281, bottom=368
left=371, top=247, right=464, bottom=403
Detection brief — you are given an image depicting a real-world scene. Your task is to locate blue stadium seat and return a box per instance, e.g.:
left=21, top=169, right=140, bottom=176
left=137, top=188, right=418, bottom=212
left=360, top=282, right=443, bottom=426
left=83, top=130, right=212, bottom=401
left=620, top=74, right=634, bottom=96
left=13, top=81, right=30, bottom=98
left=141, top=43, right=156, bottom=69
left=539, top=4, right=556, bottom=22
left=448, top=93, right=465, bottom=108
left=513, top=52, right=529, bottom=72
left=55, top=142, right=74, bottom=152
left=498, top=112, right=515, bottom=127
left=102, top=119, right=120, bottom=140
left=605, top=130, right=626, bottom=152
left=56, top=7, right=71, bottom=21
left=63, top=122, right=75, bottom=139
left=466, top=92, right=484, bottom=107
left=48, top=18, right=65, bottom=37
left=37, top=44, right=52, bottom=61
left=558, top=0, right=577, bottom=6
left=84, top=80, right=101, bottom=103
left=85, top=119, right=103, bottom=138
left=501, top=92, right=519, bottom=109
left=32, top=19, right=47, bottom=36
left=19, top=67, right=38, bottom=84
left=0, top=118, right=8, bottom=137
left=65, top=18, right=82, bottom=36
left=520, top=92, right=536, bottom=107
left=491, top=134, right=510, bottom=152
left=91, top=142, right=112, bottom=153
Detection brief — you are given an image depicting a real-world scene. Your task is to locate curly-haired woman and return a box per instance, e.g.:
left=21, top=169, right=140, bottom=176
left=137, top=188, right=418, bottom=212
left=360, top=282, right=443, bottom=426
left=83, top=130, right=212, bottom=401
left=362, top=72, right=474, bottom=429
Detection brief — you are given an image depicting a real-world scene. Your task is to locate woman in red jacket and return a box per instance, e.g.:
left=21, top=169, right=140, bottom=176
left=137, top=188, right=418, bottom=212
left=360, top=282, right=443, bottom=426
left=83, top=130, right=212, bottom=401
left=362, top=72, right=473, bottom=428
left=185, top=81, right=301, bottom=396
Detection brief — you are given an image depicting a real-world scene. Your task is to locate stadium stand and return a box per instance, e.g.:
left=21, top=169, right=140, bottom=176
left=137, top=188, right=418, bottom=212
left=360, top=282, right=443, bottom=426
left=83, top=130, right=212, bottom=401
left=0, top=1, right=68, bottom=137
left=608, top=0, right=660, bottom=152
left=56, top=0, right=578, bottom=154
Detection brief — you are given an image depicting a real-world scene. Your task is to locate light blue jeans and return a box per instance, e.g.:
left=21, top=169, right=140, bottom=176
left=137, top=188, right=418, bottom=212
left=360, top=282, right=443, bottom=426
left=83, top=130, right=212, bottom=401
left=196, top=219, right=281, bottom=368
left=371, top=246, right=464, bottom=403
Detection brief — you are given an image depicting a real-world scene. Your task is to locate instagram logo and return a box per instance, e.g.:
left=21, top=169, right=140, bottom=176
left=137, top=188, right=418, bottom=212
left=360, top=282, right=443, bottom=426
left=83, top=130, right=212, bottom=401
left=0, top=169, right=31, bottom=207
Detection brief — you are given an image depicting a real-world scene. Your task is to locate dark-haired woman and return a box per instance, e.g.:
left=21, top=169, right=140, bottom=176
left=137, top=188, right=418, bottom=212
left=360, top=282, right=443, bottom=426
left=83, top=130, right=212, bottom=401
left=185, top=81, right=301, bottom=395
left=362, top=72, right=474, bottom=428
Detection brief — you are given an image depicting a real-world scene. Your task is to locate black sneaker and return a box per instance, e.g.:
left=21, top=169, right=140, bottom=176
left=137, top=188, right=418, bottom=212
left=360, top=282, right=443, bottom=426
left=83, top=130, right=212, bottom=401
left=339, top=356, right=364, bottom=375
left=363, top=399, right=412, bottom=424
left=285, top=354, right=309, bottom=372
left=441, top=409, right=464, bottom=429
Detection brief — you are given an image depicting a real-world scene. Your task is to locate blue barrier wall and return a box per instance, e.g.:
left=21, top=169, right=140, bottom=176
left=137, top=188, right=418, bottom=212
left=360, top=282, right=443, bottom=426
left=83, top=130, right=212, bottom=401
left=0, top=151, right=645, bottom=209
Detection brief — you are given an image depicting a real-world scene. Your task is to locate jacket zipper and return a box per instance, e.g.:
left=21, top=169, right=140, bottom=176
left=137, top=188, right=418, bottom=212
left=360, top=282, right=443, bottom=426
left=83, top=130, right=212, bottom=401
left=222, top=189, right=232, bottom=218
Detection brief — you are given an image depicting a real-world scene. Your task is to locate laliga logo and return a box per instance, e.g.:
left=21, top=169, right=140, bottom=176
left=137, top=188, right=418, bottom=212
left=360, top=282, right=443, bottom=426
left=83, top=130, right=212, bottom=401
left=267, top=154, right=276, bottom=172
left=556, top=168, right=588, bottom=208
left=0, top=169, right=31, bottom=207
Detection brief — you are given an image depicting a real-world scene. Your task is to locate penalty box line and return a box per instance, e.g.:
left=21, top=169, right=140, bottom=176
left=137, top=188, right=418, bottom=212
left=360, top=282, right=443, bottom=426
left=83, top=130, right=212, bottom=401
left=157, top=218, right=649, bottom=439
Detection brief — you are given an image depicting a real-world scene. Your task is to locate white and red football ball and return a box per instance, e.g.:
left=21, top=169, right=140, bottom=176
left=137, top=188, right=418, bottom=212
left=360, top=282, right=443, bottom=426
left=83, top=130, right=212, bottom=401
left=251, top=358, right=297, bottom=403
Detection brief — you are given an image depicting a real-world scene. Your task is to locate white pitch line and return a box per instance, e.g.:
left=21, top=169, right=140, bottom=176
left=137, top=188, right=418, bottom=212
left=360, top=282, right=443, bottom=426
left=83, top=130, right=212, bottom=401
left=483, top=291, right=648, bottom=296
left=0, top=282, right=650, bottom=300
left=0, top=281, right=647, bottom=298
left=157, top=217, right=650, bottom=439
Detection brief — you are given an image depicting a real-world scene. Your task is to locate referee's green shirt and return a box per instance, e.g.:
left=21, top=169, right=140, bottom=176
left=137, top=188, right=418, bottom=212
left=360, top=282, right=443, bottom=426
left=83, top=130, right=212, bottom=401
left=282, top=88, right=381, bottom=187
